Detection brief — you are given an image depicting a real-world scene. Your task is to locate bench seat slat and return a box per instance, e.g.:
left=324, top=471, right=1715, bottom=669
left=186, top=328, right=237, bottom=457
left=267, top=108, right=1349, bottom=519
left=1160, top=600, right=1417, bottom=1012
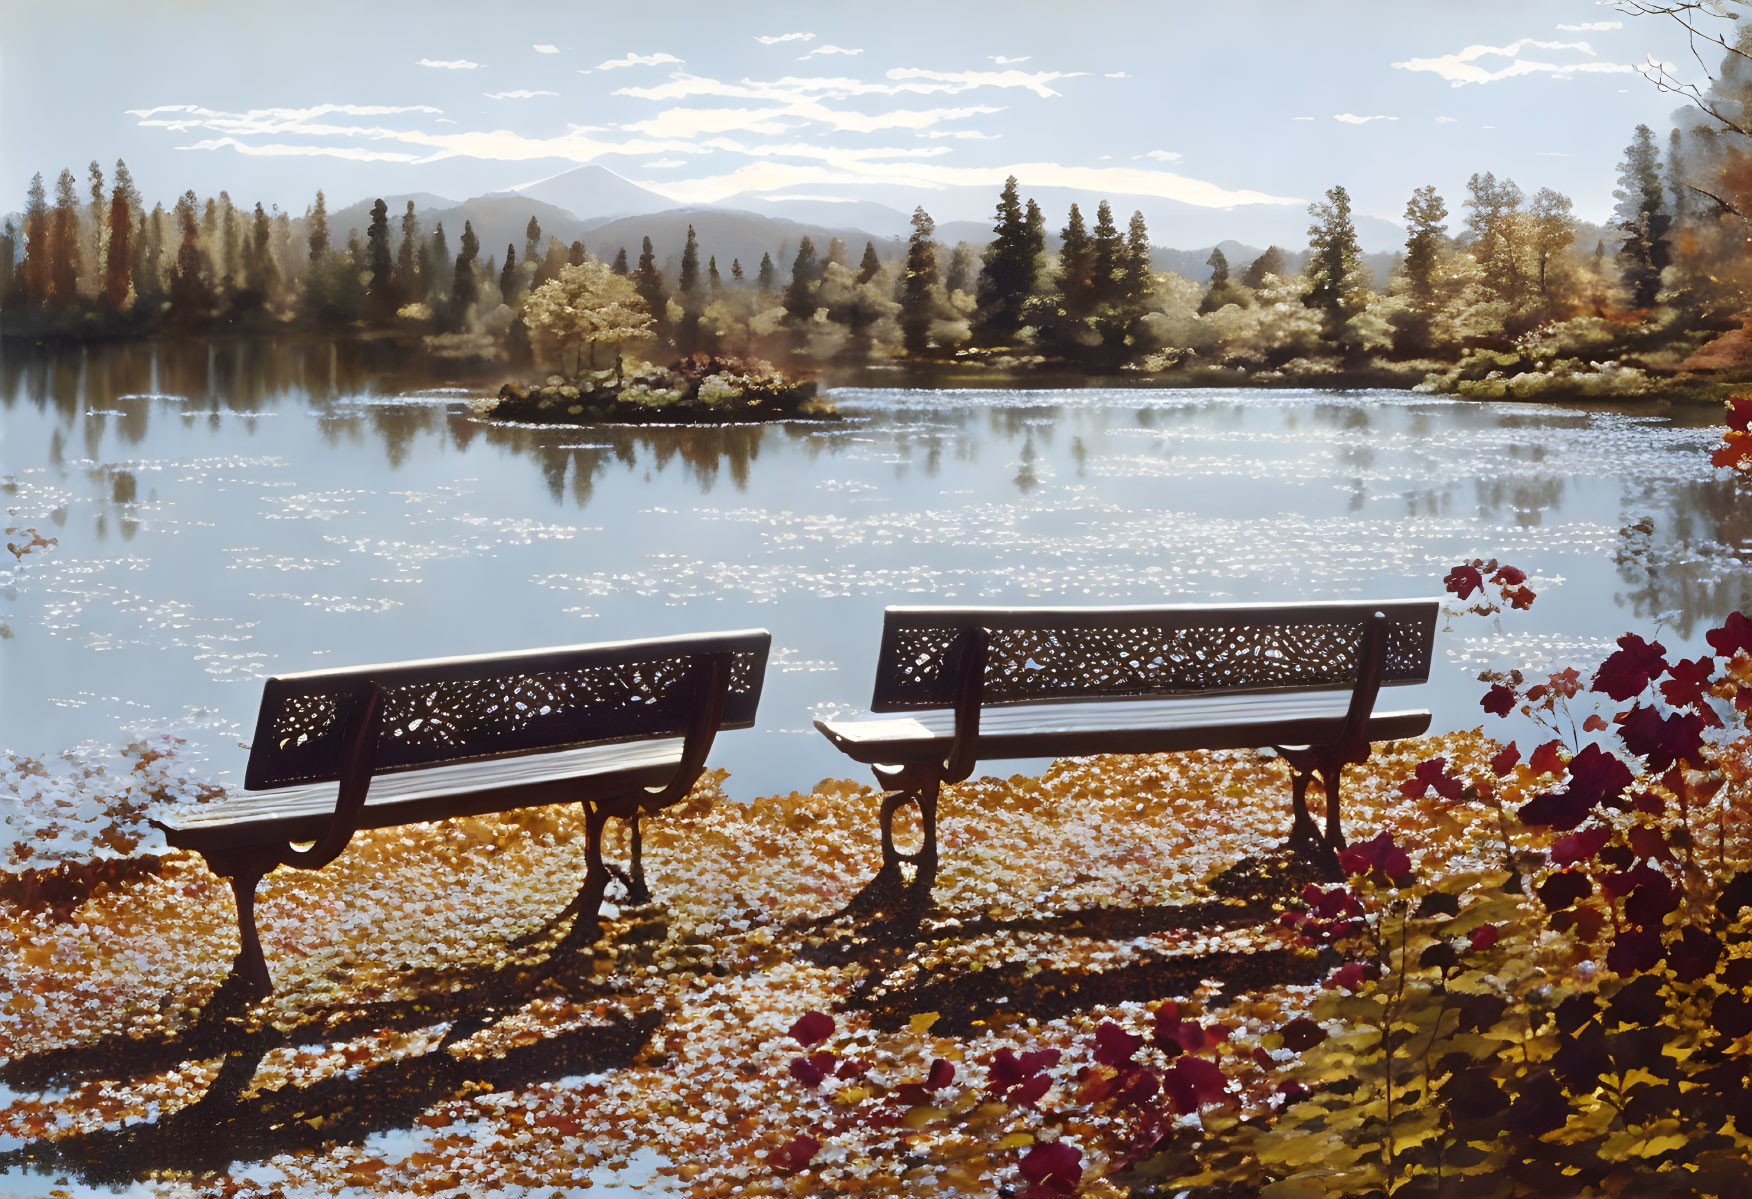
left=816, top=692, right=1431, bottom=765
left=159, top=739, right=685, bottom=852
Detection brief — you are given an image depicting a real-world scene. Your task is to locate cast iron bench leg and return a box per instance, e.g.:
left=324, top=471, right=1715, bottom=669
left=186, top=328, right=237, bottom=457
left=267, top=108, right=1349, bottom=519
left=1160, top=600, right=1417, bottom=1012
left=875, top=766, right=940, bottom=874
left=1321, top=760, right=1347, bottom=850
left=209, top=848, right=279, bottom=1001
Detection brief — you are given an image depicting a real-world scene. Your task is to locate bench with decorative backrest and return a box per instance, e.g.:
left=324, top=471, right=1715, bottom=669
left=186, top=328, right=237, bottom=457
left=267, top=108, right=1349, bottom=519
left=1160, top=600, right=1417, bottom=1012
left=154, top=629, right=771, bottom=998
left=816, top=600, right=1440, bottom=888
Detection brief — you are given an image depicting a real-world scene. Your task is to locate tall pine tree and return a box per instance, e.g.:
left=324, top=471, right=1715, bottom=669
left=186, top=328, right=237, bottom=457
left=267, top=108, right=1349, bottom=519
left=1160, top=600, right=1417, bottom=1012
left=898, top=206, right=938, bottom=355
left=785, top=235, right=820, bottom=321
left=1304, top=184, right=1364, bottom=321
left=1402, top=184, right=1448, bottom=307
left=307, top=190, right=329, bottom=262
left=1057, top=203, right=1093, bottom=317
left=634, top=236, right=666, bottom=325
left=49, top=168, right=81, bottom=308
left=1613, top=123, right=1670, bottom=308
left=105, top=160, right=137, bottom=311
left=366, top=199, right=395, bottom=315
left=856, top=242, right=881, bottom=285
left=1088, top=200, right=1122, bottom=306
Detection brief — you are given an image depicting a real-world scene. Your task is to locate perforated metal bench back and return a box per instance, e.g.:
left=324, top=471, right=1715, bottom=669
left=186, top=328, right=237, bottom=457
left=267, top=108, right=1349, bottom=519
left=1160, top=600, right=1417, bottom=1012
left=244, top=630, right=771, bottom=791
left=870, top=601, right=1439, bottom=712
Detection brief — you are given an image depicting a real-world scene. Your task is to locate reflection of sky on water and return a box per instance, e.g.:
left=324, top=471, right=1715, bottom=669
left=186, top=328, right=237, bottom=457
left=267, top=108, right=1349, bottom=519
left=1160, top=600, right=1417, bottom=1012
left=2, top=342, right=1748, bottom=800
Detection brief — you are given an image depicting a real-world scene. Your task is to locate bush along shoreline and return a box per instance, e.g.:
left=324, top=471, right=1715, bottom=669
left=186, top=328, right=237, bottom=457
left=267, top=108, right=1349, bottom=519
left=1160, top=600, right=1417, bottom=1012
left=486, top=354, right=835, bottom=425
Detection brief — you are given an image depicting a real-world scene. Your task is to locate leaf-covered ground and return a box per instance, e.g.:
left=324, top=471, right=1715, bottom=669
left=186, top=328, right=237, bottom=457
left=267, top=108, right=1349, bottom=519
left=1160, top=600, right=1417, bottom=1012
left=0, top=733, right=1597, bottom=1196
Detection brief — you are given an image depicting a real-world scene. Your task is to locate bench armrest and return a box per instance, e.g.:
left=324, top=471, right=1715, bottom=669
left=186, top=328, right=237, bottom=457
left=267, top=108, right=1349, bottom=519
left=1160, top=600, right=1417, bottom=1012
left=278, top=683, right=385, bottom=870
left=1331, top=611, right=1389, bottom=759
left=641, top=652, right=733, bottom=809
left=941, top=627, right=988, bottom=783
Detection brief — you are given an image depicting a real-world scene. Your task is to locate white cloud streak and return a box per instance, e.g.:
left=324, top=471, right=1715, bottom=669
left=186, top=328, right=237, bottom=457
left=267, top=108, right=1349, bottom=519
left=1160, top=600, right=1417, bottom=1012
left=485, top=90, right=559, bottom=100
left=533, top=44, right=559, bottom=54
left=1333, top=113, right=1398, bottom=124
left=598, top=51, right=683, bottom=70
left=1392, top=37, right=1638, bottom=86
left=1134, top=149, right=1181, bottom=162
left=416, top=58, right=481, bottom=69
left=799, top=44, right=863, bottom=60
left=988, top=55, right=1030, bottom=65
left=755, top=32, right=814, bottom=44
left=1556, top=21, right=1621, bottom=31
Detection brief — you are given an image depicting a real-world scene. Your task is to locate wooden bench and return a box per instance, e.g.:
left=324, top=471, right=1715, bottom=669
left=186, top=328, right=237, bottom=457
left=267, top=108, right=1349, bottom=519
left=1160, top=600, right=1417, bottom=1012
left=154, top=630, right=771, bottom=997
left=816, top=601, right=1439, bottom=885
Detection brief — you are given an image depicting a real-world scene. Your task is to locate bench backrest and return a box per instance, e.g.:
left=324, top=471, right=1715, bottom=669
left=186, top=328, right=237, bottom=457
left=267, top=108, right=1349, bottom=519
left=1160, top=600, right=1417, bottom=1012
left=869, top=601, right=1439, bottom=711
left=244, top=630, right=771, bottom=791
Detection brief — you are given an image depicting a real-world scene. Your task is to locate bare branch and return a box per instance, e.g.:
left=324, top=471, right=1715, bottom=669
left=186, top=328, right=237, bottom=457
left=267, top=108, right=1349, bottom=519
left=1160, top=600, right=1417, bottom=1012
left=1685, top=182, right=1745, bottom=218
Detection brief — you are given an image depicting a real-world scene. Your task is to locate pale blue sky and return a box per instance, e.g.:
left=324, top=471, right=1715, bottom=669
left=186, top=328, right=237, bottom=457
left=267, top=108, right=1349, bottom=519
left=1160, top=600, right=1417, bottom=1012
left=0, top=0, right=1710, bottom=231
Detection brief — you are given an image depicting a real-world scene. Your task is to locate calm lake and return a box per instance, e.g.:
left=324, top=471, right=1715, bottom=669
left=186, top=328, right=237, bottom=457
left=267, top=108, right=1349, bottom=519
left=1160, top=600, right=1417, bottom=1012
left=2, top=341, right=1747, bottom=800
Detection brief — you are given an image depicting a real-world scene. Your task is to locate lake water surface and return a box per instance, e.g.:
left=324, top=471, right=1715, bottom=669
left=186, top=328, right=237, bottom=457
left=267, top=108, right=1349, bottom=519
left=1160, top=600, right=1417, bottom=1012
left=3, top=341, right=1748, bottom=799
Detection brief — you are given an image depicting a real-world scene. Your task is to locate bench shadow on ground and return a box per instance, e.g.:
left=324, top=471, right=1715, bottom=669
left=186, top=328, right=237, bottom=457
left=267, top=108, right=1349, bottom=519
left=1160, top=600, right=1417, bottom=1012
left=799, top=841, right=1341, bottom=1037
left=3, top=843, right=1336, bottom=1188
left=0, top=888, right=661, bottom=1187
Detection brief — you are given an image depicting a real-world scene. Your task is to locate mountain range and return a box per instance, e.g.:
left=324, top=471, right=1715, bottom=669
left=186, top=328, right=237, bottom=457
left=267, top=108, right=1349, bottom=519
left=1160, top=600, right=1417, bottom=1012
left=327, top=165, right=1415, bottom=286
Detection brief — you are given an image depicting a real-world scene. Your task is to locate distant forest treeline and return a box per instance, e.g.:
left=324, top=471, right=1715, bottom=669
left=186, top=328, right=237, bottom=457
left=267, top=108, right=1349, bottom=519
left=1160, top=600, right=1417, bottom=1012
left=9, top=32, right=1752, bottom=396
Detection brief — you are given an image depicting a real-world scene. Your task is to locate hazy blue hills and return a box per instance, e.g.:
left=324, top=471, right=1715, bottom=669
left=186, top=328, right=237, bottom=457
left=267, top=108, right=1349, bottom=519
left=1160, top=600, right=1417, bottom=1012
left=327, top=165, right=1418, bottom=286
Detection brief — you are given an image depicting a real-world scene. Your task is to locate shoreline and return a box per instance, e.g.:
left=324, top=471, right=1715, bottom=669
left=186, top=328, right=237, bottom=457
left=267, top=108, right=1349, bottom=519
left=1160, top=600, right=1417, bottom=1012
left=4, top=330, right=1739, bottom=414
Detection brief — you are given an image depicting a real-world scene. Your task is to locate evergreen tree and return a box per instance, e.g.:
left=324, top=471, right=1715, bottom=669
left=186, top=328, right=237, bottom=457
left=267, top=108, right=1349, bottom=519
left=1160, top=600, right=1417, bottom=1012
left=1304, top=184, right=1364, bottom=320
left=1206, top=247, right=1230, bottom=287
left=1089, top=200, right=1122, bottom=305
left=105, top=160, right=136, bottom=311
left=169, top=189, right=211, bottom=317
left=307, top=190, right=329, bottom=262
left=569, top=241, right=586, bottom=266
left=825, top=237, right=847, bottom=271
left=1239, top=245, right=1286, bottom=289
left=707, top=255, right=723, bottom=297
left=898, top=206, right=938, bottom=355
left=139, top=203, right=166, bottom=307
left=679, top=224, right=701, bottom=297
left=49, top=168, right=81, bottom=308
left=756, top=251, right=777, bottom=293
left=731, top=257, right=744, bottom=283
left=856, top=242, right=881, bottom=285
left=786, top=235, right=820, bottom=320
left=1402, top=184, right=1448, bottom=306
left=219, top=191, right=238, bottom=292
left=611, top=246, right=630, bottom=275
left=243, top=202, right=278, bottom=307
left=1025, top=199, right=1046, bottom=261
left=525, top=216, right=542, bottom=263
left=1121, top=210, right=1152, bottom=306
left=976, top=179, right=1037, bottom=339
left=397, top=201, right=422, bottom=301
left=21, top=173, right=50, bottom=307
left=634, top=236, right=666, bottom=323
left=429, top=222, right=452, bottom=300
left=1614, top=123, right=1670, bottom=308
left=451, top=219, right=479, bottom=323
left=1057, top=202, right=1093, bottom=316
left=86, top=161, right=105, bottom=296
left=365, top=199, right=395, bottom=314
left=500, top=243, right=519, bottom=304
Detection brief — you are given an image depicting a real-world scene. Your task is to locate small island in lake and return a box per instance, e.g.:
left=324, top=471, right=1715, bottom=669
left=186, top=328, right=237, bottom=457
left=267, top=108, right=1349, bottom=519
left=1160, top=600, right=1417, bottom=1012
left=488, top=353, right=831, bottom=425
left=486, top=258, right=831, bottom=424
